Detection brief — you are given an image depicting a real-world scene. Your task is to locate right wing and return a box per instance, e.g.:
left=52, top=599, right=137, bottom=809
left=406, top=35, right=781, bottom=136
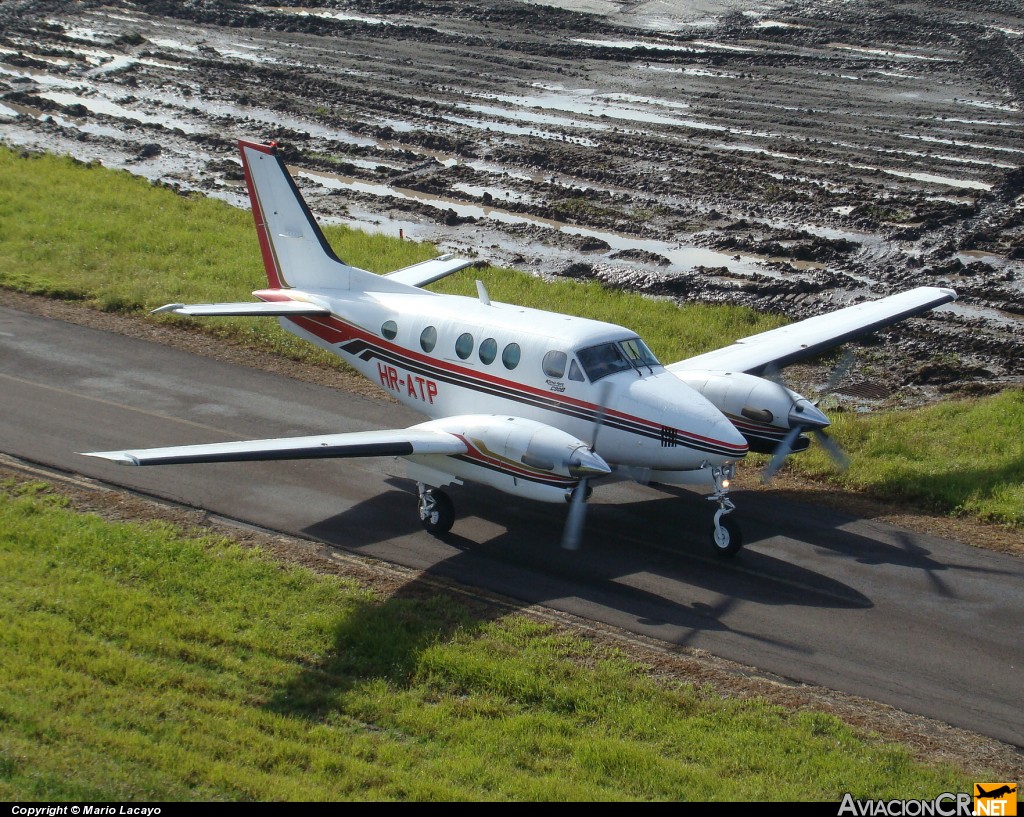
left=82, top=428, right=467, bottom=466
left=667, top=286, right=957, bottom=375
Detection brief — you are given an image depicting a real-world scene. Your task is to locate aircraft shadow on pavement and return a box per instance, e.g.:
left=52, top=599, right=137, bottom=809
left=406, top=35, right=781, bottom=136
left=301, top=477, right=874, bottom=648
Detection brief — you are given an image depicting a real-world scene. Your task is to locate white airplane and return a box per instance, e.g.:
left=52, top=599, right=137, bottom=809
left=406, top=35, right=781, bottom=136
left=83, top=140, right=957, bottom=557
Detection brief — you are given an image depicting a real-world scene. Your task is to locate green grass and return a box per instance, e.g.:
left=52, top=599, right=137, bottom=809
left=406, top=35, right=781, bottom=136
left=788, top=389, right=1024, bottom=526
left=0, top=145, right=1021, bottom=527
left=0, top=480, right=979, bottom=801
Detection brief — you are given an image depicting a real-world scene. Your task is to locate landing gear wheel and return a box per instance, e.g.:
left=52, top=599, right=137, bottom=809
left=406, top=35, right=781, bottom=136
left=419, top=488, right=454, bottom=535
left=710, top=514, right=743, bottom=559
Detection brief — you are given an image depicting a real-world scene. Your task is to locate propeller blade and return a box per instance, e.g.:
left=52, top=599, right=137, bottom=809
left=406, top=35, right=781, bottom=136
left=562, top=479, right=588, bottom=551
left=589, top=381, right=613, bottom=449
left=562, top=381, right=614, bottom=551
left=762, top=424, right=803, bottom=482
left=823, top=348, right=856, bottom=394
left=813, top=428, right=850, bottom=471
left=762, top=361, right=784, bottom=385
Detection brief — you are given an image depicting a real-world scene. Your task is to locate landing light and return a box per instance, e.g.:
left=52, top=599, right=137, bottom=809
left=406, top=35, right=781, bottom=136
left=721, top=479, right=730, bottom=489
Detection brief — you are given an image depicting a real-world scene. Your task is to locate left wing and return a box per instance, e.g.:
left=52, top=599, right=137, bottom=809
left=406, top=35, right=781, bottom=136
left=82, top=428, right=467, bottom=466
left=384, top=254, right=476, bottom=287
left=668, top=286, right=956, bottom=374
left=151, top=301, right=331, bottom=317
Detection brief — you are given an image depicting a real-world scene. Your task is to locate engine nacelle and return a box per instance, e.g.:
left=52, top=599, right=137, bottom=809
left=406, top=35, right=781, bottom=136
left=670, top=369, right=827, bottom=454
left=407, top=415, right=610, bottom=503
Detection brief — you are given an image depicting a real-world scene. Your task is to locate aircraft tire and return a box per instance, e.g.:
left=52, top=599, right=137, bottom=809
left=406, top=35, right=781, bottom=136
left=710, top=515, right=743, bottom=558
left=420, top=488, right=455, bottom=535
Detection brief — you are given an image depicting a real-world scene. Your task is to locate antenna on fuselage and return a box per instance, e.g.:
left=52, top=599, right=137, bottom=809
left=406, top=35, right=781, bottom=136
left=475, top=280, right=491, bottom=306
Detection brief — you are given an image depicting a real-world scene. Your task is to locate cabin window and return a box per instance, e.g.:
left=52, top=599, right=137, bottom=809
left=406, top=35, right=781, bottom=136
left=381, top=320, right=398, bottom=340
left=420, top=326, right=437, bottom=352
left=577, top=341, right=633, bottom=382
left=542, top=350, right=567, bottom=378
left=502, top=342, right=521, bottom=370
left=479, top=337, right=497, bottom=365
left=455, top=332, right=474, bottom=360
left=568, top=359, right=585, bottom=382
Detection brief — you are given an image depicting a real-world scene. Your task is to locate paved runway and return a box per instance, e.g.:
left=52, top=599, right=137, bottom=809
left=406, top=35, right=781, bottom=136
left=2, top=303, right=1021, bottom=747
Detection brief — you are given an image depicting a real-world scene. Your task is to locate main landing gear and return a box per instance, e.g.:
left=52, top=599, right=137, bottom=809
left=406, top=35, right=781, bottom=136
left=708, top=464, right=743, bottom=558
left=417, top=483, right=454, bottom=535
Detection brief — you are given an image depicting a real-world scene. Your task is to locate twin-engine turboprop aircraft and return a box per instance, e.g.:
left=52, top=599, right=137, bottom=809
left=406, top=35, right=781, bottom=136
left=83, top=140, right=957, bottom=557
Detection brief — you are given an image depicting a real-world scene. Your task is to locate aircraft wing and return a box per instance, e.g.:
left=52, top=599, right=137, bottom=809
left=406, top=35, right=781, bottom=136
left=667, top=286, right=957, bottom=374
left=384, top=254, right=476, bottom=288
left=82, top=428, right=468, bottom=466
left=151, top=301, right=331, bottom=317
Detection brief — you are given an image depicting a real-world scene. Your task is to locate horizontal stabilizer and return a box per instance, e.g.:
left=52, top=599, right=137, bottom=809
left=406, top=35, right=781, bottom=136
left=384, top=254, right=475, bottom=288
left=668, top=286, right=957, bottom=374
left=151, top=301, right=331, bottom=317
left=82, top=428, right=468, bottom=466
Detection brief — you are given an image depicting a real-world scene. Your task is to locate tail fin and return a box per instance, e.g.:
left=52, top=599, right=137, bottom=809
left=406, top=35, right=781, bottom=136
left=239, top=140, right=413, bottom=293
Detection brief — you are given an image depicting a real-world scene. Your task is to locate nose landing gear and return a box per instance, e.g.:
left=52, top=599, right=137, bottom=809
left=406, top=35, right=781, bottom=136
left=708, top=464, right=742, bottom=558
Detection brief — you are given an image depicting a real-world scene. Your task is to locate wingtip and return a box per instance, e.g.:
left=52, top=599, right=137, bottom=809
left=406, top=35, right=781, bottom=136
left=150, top=303, right=185, bottom=315
left=80, top=451, right=140, bottom=466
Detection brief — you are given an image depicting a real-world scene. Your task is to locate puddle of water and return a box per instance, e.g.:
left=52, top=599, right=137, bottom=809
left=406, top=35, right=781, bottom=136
left=828, top=43, right=950, bottom=62
left=691, top=40, right=760, bottom=53
left=447, top=114, right=597, bottom=144
left=570, top=37, right=707, bottom=54
left=148, top=37, right=200, bottom=53
left=858, top=165, right=992, bottom=191
left=0, top=63, right=85, bottom=88
left=955, top=98, right=1020, bottom=114
left=753, top=20, right=808, bottom=30
left=897, top=133, right=1024, bottom=156
left=641, top=64, right=740, bottom=79
left=257, top=6, right=394, bottom=26
left=456, top=100, right=600, bottom=131
left=37, top=90, right=204, bottom=134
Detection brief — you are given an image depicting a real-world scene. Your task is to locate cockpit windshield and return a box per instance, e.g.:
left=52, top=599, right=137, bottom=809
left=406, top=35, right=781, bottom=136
left=576, top=337, right=660, bottom=382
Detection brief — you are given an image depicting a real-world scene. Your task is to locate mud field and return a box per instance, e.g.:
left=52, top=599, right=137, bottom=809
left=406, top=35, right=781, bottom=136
left=2, top=0, right=1023, bottom=407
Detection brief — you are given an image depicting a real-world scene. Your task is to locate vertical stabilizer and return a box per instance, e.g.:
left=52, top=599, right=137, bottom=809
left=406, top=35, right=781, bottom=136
left=239, top=140, right=414, bottom=293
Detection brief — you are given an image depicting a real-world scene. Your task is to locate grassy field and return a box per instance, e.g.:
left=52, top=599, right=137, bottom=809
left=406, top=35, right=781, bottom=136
left=0, top=478, right=981, bottom=801
left=0, top=144, right=1021, bottom=529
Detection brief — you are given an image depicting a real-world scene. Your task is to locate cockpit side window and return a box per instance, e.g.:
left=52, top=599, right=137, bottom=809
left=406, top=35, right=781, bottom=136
left=568, top=359, right=585, bottom=382
left=542, top=350, right=567, bottom=378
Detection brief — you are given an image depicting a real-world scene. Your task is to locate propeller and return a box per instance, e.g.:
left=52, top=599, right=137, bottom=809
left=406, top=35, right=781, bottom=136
left=760, top=352, right=852, bottom=482
left=562, top=383, right=612, bottom=550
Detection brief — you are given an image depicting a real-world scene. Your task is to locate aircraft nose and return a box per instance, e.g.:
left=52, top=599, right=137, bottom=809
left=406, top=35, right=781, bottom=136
left=642, top=375, right=749, bottom=460
left=708, top=408, right=749, bottom=457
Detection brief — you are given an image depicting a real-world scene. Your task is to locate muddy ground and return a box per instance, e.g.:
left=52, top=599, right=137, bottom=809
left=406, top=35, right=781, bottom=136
left=2, top=0, right=1023, bottom=408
